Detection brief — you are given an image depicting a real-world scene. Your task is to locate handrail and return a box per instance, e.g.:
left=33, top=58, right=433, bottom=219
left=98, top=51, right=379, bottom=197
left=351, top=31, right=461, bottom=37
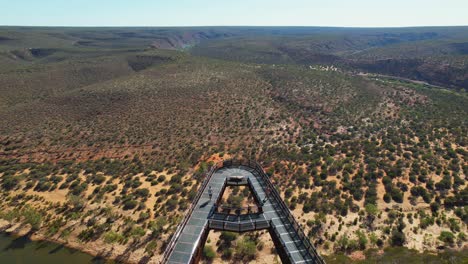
left=213, top=177, right=227, bottom=208
left=215, top=205, right=262, bottom=214
left=222, top=158, right=326, bottom=264
left=247, top=177, right=264, bottom=208
left=160, top=162, right=221, bottom=263
left=254, top=161, right=325, bottom=263
left=208, top=218, right=271, bottom=232
left=161, top=159, right=325, bottom=264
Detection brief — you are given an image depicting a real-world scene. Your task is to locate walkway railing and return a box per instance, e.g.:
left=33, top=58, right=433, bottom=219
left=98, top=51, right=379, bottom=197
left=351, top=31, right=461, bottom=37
left=247, top=177, right=264, bottom=207
left=161, top=158, right=325, bottom=264
left=160, top=162, right=221, bottom=264
left=215, top=205, right=262, bottom=215
left=209, top=218, right=271, bottom=232
left=222, top=158, right=325, bottom=264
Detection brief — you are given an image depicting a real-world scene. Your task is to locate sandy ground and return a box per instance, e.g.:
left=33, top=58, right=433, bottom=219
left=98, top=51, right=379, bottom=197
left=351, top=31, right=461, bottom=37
left=204, top=230, right=279, bottom=264
left=1, top=154, right=466, bottom=263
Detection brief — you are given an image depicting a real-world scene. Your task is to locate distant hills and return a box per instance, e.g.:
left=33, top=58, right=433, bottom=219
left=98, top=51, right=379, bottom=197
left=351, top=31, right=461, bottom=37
left=1, top=26, right=467, bottom=89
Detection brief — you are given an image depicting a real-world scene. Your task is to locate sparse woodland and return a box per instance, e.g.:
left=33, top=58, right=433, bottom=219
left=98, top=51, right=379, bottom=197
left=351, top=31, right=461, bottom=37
left=0, top=27, right=467, bottom=263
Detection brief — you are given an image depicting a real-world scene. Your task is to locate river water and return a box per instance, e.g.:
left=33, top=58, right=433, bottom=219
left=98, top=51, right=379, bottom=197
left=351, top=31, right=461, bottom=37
left=0, top=233, right=110, bottom=264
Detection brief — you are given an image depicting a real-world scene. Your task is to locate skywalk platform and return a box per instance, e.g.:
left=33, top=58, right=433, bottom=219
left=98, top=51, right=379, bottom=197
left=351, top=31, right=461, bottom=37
left=161, top=160, right=325, bottom=264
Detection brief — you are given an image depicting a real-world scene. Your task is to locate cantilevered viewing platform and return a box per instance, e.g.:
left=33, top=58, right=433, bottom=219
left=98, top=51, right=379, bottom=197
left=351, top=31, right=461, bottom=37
left=161, top=159, right=325, bottom=264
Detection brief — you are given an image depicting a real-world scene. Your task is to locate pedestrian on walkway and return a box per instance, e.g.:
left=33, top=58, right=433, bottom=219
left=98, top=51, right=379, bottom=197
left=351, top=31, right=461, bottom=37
left=262, top=186, right=272, bottom=205
left=208, top=185, right=213, bottom=200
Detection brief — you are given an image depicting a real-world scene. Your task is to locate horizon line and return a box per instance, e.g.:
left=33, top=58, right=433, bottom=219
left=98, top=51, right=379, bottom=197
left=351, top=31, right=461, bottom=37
left=1, top=24, right=468, bottom=29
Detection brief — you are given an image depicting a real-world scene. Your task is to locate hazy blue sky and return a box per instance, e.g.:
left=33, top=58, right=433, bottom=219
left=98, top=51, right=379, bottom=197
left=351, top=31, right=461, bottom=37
left=2, top=0, right=467, bottom=27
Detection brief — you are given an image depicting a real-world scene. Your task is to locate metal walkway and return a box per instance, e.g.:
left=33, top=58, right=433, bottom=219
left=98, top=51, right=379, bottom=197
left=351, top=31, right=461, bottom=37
left=161, top=160, right=325, bottom=264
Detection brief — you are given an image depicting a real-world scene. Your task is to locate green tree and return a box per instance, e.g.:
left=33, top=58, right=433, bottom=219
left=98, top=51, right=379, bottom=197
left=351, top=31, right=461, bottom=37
left=337, top=234, right=349, bottom=251
left=368, top=232, right=378, bottom=246
left=145, top=241, right=158, bottom=255
left=390, top=229, right=406, bottom=246
left=103, top=231, right=125, bottom=244
left=438, top=231, right=455, bottom=245
left=203, top=245, right=216, bottom=261
left=220, top=231, right=238, bottom=246
left=130, top=225, right=146, bottom=238
left=235, top=237, right=256, bottom=261
left=22, top=206, right=42, bottom=230
left=356, top=230, right=368, bottom=250
left=365, top=204, right=379, bottom=229
left=1, top=174, right=19, bottom=190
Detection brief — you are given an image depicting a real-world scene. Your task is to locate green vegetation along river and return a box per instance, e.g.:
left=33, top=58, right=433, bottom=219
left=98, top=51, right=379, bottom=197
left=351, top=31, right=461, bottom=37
left=2, top=231, right=466, bottom=264
left=0, top=233, right=112, bottom=264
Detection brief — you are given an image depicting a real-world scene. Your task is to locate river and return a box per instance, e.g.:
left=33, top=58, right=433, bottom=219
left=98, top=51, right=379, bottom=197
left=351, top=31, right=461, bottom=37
left=0, top=233, right=110, bottom=264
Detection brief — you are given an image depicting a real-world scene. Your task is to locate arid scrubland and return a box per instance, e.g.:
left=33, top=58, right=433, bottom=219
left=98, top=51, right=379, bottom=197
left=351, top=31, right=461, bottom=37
left=0, top=27, right=466, bottom=263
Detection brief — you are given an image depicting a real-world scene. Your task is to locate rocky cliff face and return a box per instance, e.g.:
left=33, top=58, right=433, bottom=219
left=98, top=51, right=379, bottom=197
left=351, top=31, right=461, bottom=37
left=151, top=31, right=234, bottom=50
left=348, top=58, right=468, bottom=90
